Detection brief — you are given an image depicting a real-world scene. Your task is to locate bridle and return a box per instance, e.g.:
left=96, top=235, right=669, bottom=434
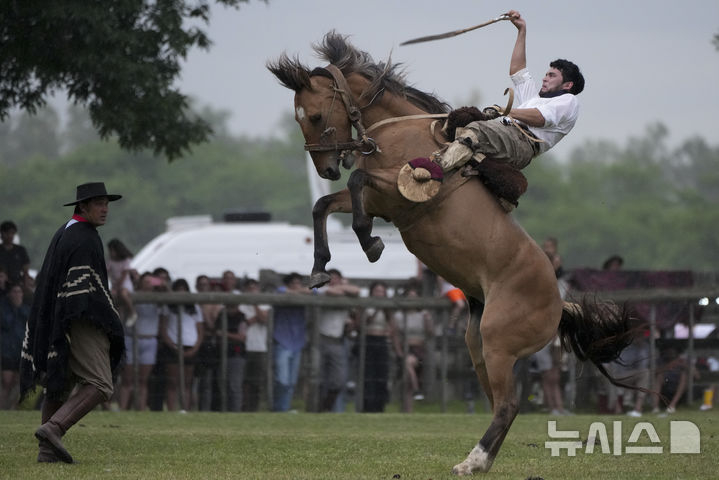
left=303, top=64, right=380, bottom=158
left=302, top=65, right=449, bottom=160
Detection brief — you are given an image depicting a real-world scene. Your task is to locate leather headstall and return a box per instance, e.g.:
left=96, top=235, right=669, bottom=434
left=303, top=64, right=379, bottom=157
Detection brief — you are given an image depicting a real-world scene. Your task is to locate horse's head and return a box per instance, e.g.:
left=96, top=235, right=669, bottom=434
left=269, top=32, right=450, bottom=180
left=268, top=55, right=355, bottom=181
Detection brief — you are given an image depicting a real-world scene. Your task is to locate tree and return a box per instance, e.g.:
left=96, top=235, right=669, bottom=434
left=0, top=0, right=255, bottom=160
left=517, top=124, right=719, bottom=270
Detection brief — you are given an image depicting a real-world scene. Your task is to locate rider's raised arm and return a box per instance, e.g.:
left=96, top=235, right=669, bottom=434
left=508, top=10, right=527, bottom=76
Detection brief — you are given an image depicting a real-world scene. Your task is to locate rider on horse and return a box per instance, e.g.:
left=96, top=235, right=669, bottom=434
left=439, top=10, right=585, bottom=173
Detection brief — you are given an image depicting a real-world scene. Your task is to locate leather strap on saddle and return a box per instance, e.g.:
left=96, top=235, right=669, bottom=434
left=485, top=88, right=515, bottom=117
left=394, top=168, right=472, bottom=232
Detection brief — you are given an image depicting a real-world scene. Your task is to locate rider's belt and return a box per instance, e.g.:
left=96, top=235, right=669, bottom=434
left=501, top=117, right=542, bottom=155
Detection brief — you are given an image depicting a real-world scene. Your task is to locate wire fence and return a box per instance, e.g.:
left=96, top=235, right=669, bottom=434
left=2, top=286, right=717, bottom=411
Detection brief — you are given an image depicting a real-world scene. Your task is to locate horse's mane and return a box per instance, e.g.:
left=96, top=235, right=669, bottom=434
left=267, top=31, right=450, bottom=115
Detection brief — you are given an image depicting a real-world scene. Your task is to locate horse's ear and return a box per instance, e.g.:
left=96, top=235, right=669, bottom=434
left=267, top=54, right=312, bottom=92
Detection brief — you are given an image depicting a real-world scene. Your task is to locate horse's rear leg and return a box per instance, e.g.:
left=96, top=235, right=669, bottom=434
left=310, top=190, right=352, bottom=288
left=453, top=345, right=519, bottom=475
left=465, top=298, right=493, bottom=408
left=347, top=169, right=384, bottom=262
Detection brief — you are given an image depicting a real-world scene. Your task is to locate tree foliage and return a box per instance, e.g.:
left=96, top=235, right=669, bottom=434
left=0, top=0, right=253, bottom=159
left=516, top=124, right=719, bottom=271
left=0, top=105, right=310, bottom=267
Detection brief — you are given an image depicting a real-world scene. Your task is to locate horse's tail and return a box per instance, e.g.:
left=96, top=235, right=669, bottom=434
left=558, top=298, right=643, bottom=390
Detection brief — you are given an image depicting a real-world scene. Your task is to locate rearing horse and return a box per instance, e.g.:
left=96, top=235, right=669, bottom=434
left=268, top=32, right=633, bottom=475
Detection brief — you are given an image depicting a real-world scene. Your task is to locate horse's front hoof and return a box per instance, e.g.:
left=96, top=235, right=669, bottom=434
left=309, top=272, right=331, bottom=288
left=364, top=237, right=385, bottom=263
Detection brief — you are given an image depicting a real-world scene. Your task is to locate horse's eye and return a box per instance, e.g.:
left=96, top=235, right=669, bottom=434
left=309, top=113, right=322, bottom=124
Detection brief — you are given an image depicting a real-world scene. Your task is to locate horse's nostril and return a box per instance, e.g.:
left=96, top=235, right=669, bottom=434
left=323, top=167, right=340, bottom=180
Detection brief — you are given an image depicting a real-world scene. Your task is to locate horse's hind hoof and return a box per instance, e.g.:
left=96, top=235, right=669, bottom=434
left=364, top=237, right=384, bottom=263
left=452, top=445, right=493, bottom=475
left=309, top=272, right=331, bottom=288
left=451, top=464, right=471, bottom=476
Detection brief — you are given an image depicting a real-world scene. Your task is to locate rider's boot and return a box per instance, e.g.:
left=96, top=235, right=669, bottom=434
left=438, top=127, right=482, bottom=172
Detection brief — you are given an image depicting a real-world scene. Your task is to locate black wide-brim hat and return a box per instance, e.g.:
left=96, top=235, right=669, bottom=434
left=63, top=182, right=122, bottom=206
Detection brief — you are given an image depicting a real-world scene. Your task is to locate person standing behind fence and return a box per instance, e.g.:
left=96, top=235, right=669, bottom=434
left=531, top=334, right=569, bottom=415
left=362, top=281, right=402, bottom=413
left=0, top=266, right=9, bottom=299
left=396, top=282, right=433, bottom=412
left=217, top=269, right=248, bottom=412
left=158, top=278, right=203, bottom=411
left=438, top=277, right=468, bottom=334
left=146, top=267, right=171, bottom=412
left=615, top=332, right=650, bottom=417
left=223, top=304, right=248, bottom=412
left=118, top=273, right=168, bottom=411
left=0, top=220, right=30, bottom=288
left=240, top=278, right=270, bottom=411
left=195, top=274, right=223, bottom=411
left=272, top=272, right=310, bottom=412
left=318, top=269, right=360, bottom=412
left=106, top=239, right=137, bottom=327
left=652, top=346, right=695, bottom=415
left=1, top=284, right=29, bottom=409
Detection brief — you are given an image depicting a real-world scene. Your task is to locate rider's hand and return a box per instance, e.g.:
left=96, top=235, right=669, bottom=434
left=506, top=10, right=526, bottom=30
left=481, top=106, right=502, bottom=120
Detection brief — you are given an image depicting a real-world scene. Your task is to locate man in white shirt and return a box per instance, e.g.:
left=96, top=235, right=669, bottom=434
left=238, top=278, right=270, bottom=411
left=440, top=10, right=584, bottom=172
left=318, top=269, right=360, bottom=412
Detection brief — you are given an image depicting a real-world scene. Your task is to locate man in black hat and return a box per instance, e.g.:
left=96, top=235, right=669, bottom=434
left=20, top=182, right=125, bottom=463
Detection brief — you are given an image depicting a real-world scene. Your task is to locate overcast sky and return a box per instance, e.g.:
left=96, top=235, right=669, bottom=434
left=178, top=0, right=719, bottom=160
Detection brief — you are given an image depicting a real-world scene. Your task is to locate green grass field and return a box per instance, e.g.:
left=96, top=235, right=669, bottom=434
left=1, top=408, right=716, bottom=480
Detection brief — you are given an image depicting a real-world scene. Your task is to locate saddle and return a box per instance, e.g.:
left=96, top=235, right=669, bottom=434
left=446, top=106, right=528, bottom=211
left=461, top=158, right=528, bottom=212
left=397, top=105, right=528, bottom=211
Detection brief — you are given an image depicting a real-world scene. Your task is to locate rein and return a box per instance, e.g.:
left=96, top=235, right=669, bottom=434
left=365, top=113, right=448, bottom=135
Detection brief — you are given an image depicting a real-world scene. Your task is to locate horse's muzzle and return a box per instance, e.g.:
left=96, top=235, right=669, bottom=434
left=321, top=166, right=341, bottom=180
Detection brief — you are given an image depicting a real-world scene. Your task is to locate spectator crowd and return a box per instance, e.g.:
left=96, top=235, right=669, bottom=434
left=1, top=220, right=717, bottom=416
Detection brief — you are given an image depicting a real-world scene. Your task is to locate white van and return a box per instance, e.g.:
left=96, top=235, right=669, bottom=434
left=131, top=215, right=418, bottom=284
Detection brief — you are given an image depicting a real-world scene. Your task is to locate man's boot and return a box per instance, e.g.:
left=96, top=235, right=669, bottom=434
left=37, top=398, right=63, bottom=463
left=35, top=384, right=105, bottom=463
left=438, top=137, right=474, bottom=172
left=438, top=127, right=485, bottom=172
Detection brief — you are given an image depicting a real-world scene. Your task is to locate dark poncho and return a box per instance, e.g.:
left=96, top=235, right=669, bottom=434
left=20, top=220, right=125, bottom=400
